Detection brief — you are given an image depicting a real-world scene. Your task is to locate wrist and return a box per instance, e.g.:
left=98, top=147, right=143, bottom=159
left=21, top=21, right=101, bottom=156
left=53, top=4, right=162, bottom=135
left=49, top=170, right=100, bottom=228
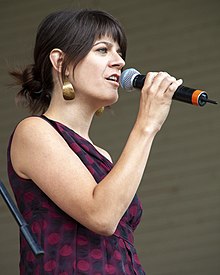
left=132, top=121, right=160, bottom=138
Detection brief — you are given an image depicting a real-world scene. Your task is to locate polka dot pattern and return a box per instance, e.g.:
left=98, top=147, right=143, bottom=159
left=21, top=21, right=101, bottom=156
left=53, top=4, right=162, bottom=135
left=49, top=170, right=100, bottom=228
left=8, top=115, right=146, bottom=274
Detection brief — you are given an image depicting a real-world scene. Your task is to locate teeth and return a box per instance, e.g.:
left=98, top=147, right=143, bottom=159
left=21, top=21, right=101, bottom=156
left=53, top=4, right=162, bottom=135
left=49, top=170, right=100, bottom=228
left=107, top=76, right=118, bottom=82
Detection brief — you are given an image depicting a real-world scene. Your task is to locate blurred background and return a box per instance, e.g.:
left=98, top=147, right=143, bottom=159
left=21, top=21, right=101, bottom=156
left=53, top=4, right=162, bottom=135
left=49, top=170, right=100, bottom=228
left=0, top=0, right=219, bottom=274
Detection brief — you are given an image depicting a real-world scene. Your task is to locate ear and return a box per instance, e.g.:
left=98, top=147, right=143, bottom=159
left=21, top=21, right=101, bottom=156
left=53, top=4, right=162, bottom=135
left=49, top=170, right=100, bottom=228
left=49, top=48, right=65, bottom=73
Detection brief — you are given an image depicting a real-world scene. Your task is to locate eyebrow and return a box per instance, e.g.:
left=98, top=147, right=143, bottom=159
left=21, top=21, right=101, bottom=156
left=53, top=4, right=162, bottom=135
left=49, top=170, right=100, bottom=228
left=93, top=41, right=113, bottom=47
left=93, top=41, right=122, bottom=54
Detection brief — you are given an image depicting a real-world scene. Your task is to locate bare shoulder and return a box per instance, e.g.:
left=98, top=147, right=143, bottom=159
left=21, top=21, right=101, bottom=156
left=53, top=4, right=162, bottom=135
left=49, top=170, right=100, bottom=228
left=12, top=116, right=47, bottom=148
left=12, top=116, right=67, bottom=147
left=13, top=116, right=55, bottom=138
left=11, top=116, right=68, bottom=178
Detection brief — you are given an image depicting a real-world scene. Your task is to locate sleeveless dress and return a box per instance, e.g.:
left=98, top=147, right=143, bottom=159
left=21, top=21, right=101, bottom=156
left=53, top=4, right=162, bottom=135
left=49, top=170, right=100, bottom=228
left=7, top=115, right=146, bottom=275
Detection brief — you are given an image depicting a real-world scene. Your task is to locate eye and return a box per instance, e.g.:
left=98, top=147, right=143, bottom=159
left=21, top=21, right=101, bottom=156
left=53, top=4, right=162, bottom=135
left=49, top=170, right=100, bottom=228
left=97, top=47, right=108, bottom=54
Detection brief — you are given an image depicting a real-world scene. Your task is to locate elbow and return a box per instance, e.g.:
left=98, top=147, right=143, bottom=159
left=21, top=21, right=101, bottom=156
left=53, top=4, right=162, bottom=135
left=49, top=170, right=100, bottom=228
left=89, top=217, right=118, bottom=237
left=97, top=224, right=117, bottom=237
left=94, top=226, right=116, bottom=237
left=77, top=202, right=120, bottom=236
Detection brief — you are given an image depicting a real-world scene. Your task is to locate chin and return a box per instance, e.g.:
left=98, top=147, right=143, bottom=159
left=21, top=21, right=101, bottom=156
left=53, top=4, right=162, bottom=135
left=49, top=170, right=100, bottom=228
left=100, top=92, right=118, bottom=106
left=107, top=94, right=119, bottom=106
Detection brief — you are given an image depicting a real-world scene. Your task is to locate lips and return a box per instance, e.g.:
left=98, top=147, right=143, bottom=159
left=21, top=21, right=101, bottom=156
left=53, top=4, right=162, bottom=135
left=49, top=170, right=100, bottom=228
left=105, top=74, right=120, bottom=83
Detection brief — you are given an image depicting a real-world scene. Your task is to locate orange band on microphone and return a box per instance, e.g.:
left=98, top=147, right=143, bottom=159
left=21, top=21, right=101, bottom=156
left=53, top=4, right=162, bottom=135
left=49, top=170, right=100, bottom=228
left=192, top=90, right=202, bottom=106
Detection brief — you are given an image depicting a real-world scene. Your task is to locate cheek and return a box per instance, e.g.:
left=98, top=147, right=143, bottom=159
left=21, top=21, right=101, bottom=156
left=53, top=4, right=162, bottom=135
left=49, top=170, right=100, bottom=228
left=73, top=61, right=99, bottom=84
left=72, top=69, right=96, bottom=95
left=74, top=68, right=104, bottom=91
left=71, top=54, right=107, bottom=92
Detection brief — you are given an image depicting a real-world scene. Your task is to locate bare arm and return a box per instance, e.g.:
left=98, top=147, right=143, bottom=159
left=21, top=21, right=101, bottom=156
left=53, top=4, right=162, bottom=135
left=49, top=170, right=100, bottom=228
left=11, top=72, right=182, bottom=236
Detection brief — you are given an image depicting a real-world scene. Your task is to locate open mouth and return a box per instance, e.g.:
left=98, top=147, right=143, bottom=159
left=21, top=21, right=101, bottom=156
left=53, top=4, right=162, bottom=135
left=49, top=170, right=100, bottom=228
left=106, top=75, right=119, bottom=83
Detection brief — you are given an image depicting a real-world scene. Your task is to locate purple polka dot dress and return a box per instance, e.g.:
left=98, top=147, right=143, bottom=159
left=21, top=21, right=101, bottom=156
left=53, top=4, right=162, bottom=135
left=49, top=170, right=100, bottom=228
left=7, top=115, right=146, bottom=274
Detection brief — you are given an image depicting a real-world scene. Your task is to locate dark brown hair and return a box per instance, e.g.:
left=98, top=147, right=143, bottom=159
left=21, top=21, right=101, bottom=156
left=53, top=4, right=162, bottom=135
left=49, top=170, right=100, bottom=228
left=10, top=9, right=127, bottom=114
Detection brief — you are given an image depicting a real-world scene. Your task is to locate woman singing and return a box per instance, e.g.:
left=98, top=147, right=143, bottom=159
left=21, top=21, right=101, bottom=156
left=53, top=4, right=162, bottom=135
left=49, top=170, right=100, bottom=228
left=8, top=9, right=182, bottom=274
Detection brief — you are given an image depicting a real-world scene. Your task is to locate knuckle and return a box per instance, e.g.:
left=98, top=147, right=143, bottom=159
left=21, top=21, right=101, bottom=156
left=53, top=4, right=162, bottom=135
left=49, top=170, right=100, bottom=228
left=160, top=71, right=169, bottom=77
left=157, top=72, right=165, bottom=79
left=168, top=81, right=179, bottom=91
left=166, top=75, right=176, bottom=82
left=162, top=76, right=177, bottom=88
left=147, top=72, right=157, bottom=79
left=148, top=86, right=155, bottom=95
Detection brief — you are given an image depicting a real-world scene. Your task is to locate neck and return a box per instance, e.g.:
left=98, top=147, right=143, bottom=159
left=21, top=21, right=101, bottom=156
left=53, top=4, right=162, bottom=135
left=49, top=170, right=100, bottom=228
left=44, top=98, right=95, bottom=142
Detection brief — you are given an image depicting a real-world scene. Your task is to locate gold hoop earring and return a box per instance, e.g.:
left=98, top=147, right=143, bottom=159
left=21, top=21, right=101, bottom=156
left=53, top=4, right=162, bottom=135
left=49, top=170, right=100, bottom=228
left=63, top=78, right=75, bottom=100
left=95, top=107, right=105, bottom=116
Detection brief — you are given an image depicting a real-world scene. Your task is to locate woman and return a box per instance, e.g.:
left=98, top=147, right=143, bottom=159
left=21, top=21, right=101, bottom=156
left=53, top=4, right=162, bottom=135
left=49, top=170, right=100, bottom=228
left=8, top=9, right=182, bottom=274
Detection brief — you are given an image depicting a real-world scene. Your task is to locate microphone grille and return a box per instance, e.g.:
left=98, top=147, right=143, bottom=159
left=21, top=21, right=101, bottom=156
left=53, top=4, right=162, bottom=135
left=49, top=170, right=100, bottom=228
left=120, top=68, right=140, bottom=90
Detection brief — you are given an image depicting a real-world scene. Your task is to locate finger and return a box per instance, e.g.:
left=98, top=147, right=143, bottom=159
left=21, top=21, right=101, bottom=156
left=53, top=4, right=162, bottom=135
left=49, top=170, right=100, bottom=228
left=166, top=78, right=183, bottom=96
left=158, top=74, right=177, bottom=94
left=142, top=72, right=158, bottom=91
left=147, top=71, right=172, bottom=95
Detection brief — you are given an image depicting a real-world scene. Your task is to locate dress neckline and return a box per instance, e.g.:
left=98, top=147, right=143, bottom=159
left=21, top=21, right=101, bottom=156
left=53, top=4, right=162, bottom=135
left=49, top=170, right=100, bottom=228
left=40, top=115, right=113, bottom=166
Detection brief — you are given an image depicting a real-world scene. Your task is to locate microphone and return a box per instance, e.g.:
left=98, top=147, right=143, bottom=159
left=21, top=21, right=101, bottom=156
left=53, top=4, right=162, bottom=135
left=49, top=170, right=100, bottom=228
left=120, top=68, right=218, bottom=107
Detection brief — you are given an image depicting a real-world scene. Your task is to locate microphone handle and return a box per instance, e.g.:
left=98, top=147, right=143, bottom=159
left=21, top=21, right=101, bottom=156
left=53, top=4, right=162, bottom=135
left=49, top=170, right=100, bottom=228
left=133, top=75, right=210, bottom=107
left=173, top=85, right=207, bottom=106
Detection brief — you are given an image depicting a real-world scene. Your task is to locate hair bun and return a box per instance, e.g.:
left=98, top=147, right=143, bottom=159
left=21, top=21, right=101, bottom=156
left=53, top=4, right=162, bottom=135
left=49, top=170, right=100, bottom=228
left=21, top=64, right=42, bottom=97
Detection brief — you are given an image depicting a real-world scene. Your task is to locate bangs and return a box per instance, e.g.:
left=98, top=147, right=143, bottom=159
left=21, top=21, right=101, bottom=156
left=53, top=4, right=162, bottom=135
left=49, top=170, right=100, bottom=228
left=94, top=17, right=127, bottom=60
left=76, top=10, right=127, bottom=60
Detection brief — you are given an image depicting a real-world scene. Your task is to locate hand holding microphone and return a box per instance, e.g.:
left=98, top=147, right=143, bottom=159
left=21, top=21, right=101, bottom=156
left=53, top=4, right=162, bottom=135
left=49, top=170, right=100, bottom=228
left=120, top=70, right=185, bottom=133
left=120, top=68, right=218, bottom=107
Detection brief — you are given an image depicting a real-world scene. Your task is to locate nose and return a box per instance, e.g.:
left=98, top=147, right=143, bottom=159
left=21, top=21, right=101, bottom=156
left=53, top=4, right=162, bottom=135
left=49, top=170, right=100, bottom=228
left=109, top=52, right=125, bottom=70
